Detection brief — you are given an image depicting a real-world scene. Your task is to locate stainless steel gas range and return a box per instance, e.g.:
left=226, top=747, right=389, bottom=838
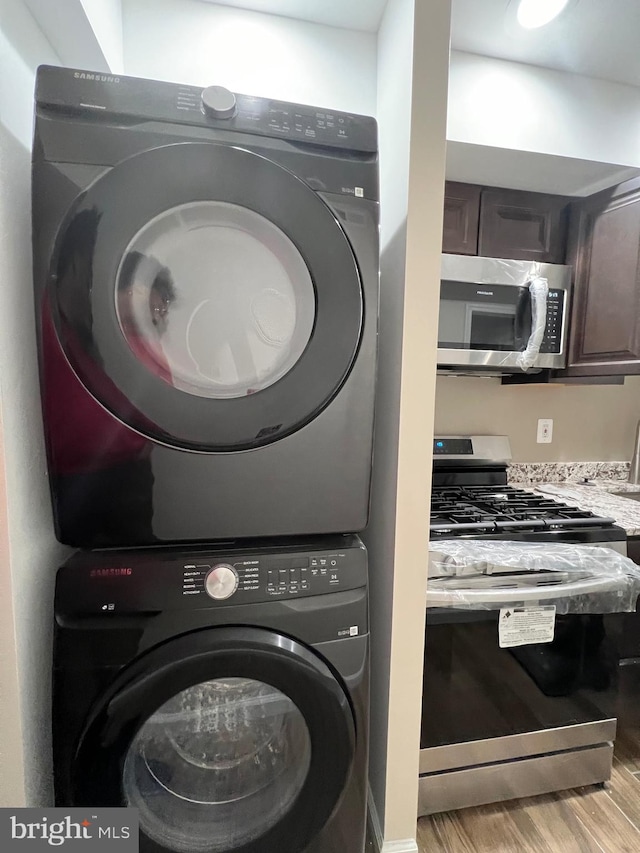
left=419, top=435, right=636, bottom=815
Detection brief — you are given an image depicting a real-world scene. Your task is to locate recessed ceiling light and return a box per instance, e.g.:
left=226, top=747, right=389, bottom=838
left=516, top=0, right=571, bottom=29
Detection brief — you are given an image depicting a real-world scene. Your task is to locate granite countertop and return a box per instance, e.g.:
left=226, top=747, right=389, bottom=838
left=508, top=462, right=640, bottom=537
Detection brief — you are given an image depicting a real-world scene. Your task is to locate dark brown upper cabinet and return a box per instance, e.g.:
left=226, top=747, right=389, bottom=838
left=561, top=176, right=640, bottom=377
left=441, top=180, right=640, bottom=379
left=478, top=189, right=569, bottom=264
left=442, top=181, right=480, bottom=255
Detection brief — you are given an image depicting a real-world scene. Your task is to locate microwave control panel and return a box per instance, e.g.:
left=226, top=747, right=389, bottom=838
left=539, top=289, right=565, bottom=354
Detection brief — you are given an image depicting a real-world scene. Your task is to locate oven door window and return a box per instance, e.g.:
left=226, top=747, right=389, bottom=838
left=438, top=280, right=532, bottom=351
left=421, top=609, right=617, bottom=751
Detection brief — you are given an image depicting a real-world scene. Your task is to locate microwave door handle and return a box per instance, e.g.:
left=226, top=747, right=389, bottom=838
left=427, top=574, right=621, bottom=608
left=516, top=277, right=549, bottom=371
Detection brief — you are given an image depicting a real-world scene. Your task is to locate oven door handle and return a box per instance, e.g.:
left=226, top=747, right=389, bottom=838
left=427, top=574, right=621, bottom=608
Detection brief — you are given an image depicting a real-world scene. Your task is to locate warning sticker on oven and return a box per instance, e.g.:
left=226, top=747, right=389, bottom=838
left=498, top=606, right=556, bottom=648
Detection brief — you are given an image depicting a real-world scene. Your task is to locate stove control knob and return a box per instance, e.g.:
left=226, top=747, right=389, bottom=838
left=205, top=564, right=239, bottom=600
left=201, top=86, right=237, bottom=119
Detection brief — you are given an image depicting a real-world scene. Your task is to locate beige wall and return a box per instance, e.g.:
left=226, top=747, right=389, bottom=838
left=0, top=413, right=27, bottom=807
left=365, top=0, right=411, bottom=829
left=435, top=375, right=640, bottom=462
left=365, top=0, right=451, bottom=848
left=0, top=0, right=68, bottom=806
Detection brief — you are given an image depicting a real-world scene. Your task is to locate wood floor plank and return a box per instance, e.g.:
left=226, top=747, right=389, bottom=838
left=418, top=812, right=476, bottom=853
left=517, top=790, right=606, bottom=853
left=417, top=790, right=608, bottom=853
left=453, top=802, right=544, bottom=853
left=418, top=812, right=467, bottom=852
left=555, top=785, right=640, bottom=853
left=603, top=757, right=640, bottom=833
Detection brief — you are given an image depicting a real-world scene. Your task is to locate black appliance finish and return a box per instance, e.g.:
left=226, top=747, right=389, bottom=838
left=419, top=435, right=633, bottom=815
left=53, top=535, right=369, bottom=853
left=33, top=66, right=379, bottom=548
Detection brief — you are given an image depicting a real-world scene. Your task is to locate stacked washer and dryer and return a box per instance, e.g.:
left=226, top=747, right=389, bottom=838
left=32, top=67, right=379, bottom=853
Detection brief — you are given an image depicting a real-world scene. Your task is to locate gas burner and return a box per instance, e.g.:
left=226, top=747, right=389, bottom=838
left=430, top=483, right=616, bottom=538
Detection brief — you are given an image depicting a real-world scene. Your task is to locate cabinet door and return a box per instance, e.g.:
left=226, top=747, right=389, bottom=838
left=478, top=189, right=569, bottom=263
left=628, top=538, right=640, bottom=565
left=442, top=181, right=480, bottom=255
left=563, top=177, right=640, bottom=377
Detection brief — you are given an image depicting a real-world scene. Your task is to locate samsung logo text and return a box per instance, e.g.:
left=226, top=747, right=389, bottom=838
left=74, top=72, right=121, bottom=83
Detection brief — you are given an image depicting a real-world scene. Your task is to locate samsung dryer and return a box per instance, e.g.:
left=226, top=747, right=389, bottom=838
left=32, top=66, right=379, bottom=547
left=53, top=536, right=369, bottom=853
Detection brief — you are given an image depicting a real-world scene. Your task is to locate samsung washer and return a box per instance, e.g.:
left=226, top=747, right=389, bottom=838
left=53, top=535, right=369, bottom=853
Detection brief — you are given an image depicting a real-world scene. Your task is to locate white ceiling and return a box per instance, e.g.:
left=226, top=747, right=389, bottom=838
left=199, top=0, right=388, bottom=32
left=204, top=0, right=640, bottom=88
left=445, top=141, right=640, bottom=196
left=187, top=0, right=640, bottom=194
left=451, top=0, right=640, bottom=88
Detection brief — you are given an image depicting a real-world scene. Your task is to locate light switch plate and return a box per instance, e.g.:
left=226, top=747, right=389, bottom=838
left=537, top=418, right=553, bottom=444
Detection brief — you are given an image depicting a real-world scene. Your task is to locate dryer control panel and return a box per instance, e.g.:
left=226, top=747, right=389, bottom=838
left=56, top=535, right=367, bottom=616
left=36, top=65, right=378, bottom=153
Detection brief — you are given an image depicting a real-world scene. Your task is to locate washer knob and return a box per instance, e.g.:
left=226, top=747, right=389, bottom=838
left=205, top=564, right=239, bottom=600
left=201, top=86, right=237, bottom=119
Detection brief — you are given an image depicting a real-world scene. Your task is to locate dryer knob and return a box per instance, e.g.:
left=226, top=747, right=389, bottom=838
left=205, top=564, right=239, bottom=600
left=201, top=86, right=237, bottom=119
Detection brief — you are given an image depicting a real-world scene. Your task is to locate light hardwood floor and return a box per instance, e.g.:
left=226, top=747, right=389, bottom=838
left=416, top=727, right=640, bottom=852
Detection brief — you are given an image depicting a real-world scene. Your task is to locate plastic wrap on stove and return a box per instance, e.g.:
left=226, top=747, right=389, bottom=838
left=427, top=539, right=640, bottom=613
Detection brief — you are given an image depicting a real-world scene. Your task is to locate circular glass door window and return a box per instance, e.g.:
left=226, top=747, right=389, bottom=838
left=122, top=677, right=311, bottom=852
left=114, top=202, right=316, bottom=399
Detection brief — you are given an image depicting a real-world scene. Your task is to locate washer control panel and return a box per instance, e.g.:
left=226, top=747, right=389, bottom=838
left=57, top=536, right=367, bottom=615
left=181, top=549, right=352, bottom=602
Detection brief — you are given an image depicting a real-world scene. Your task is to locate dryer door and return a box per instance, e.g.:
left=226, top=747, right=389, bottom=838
left=72, top=627, right=356, bottom=853
left=50, top=142, right=364, bottom=451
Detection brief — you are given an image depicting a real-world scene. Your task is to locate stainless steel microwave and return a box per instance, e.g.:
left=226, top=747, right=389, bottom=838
left=438, top=254, right=572, bottom=372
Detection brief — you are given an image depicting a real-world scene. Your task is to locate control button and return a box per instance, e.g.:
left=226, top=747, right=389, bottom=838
left=205, top=564, right=239, bottom=600
left=201, top=86, right=237, bottom=119
left=291, top=568, right=300, bottom=583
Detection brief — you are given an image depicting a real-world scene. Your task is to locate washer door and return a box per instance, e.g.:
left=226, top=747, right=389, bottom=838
left=72, top=627, right=356, bottom=853
left=51, top=143, right=363, bottom=451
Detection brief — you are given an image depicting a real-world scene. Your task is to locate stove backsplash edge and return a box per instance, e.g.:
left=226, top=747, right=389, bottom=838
left=508, top=461, right=630, bottom=485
